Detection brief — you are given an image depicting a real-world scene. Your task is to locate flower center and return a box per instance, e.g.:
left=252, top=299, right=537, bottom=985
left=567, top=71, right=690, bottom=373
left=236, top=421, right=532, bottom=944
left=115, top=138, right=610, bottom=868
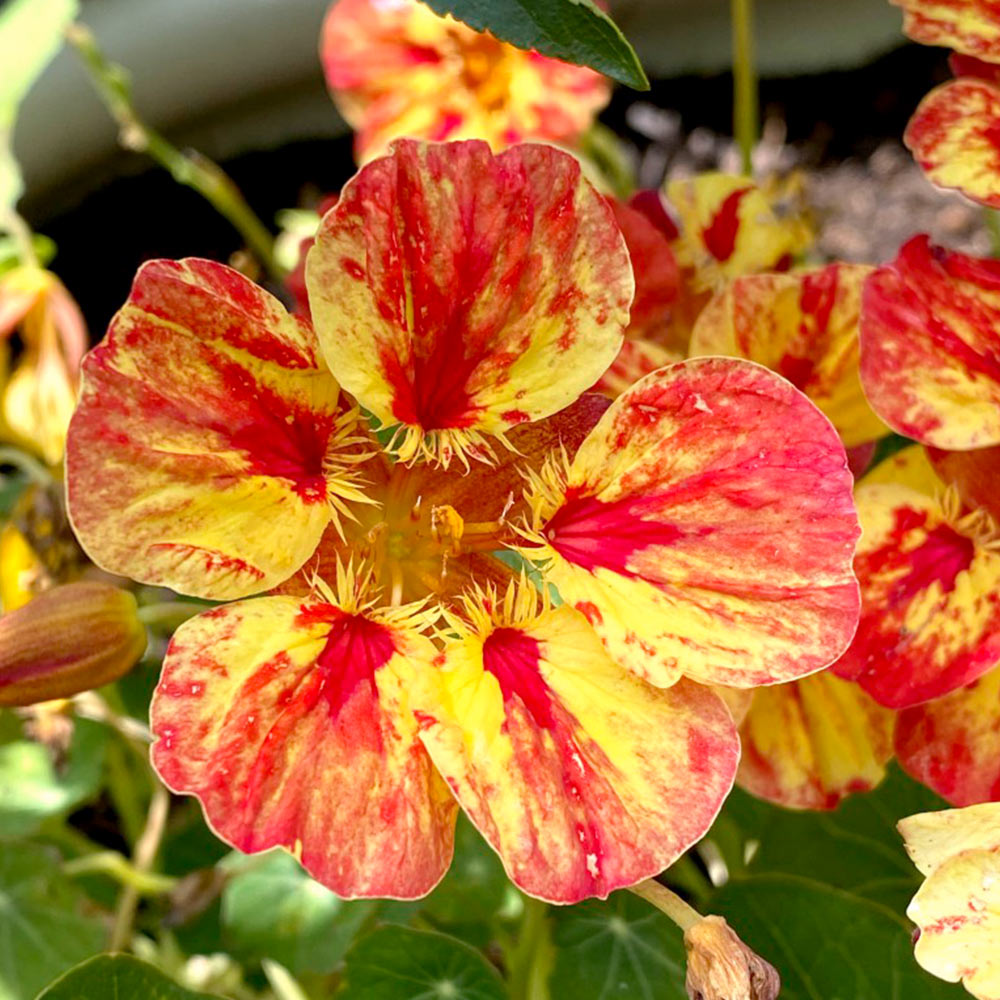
left=452, top=30, right=512, bottom=111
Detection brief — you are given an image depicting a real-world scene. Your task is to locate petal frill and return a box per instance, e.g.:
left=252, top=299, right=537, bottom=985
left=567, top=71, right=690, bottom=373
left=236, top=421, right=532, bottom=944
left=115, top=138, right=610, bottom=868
left=893, top=0, right=1000, bottom=62
left=151, top=595, right=457, bottom=899
left=65, top=259, right=366, bottom=601
left=305, top=139, right=632, bottom=465
left=860, top=235, right=1000, bottom=449
left=896, top=669, right=1000, bottom=805
left=832, top=475, right=1000, bottom=708
left=907, top=846, right=1000, bottom=1000
left=689, top=264, right=886, bottom=447
left=526, top=358, right=861, bottom=689
left=899, top=801, right=1000, bottom=876
left=414, top=604, right=739, bottom=903
left=737, top=671, right=895, bottom=810
left=906, top=78, right=1000, bottom=211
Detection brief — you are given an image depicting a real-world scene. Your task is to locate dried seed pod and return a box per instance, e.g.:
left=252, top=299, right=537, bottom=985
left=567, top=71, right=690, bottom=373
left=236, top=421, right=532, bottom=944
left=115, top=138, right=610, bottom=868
left=684, top=915, right=781, bottom=1000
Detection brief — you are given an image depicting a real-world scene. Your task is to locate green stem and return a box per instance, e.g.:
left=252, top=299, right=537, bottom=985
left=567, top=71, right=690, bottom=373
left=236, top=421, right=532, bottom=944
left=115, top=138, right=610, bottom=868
left=0, top=208, right=39, bottom=268
left=579, top=122, right=636, bottom=200
left=65, top=23, right=283, bottom=282
left=105, top=739, right=146, bottom=847
left=629, top=878, right=702, bottom=932
left=730, top=0, right=759, bottom=175
left=137, top=600, right=208, bottom=630
left=985, top=208, right=1000, bottom=257
left=64, top=850, right=177, bottom=895
left=508, top=897, right=552, bottom=1000
left=0, top=446, right=52, bottom=485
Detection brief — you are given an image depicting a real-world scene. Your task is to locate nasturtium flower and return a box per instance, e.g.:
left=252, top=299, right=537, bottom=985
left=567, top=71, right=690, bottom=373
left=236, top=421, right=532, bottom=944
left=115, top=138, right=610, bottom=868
left=737, top=671, right=895, bottom=810
left=0, top=267, right=86, bottom=465
left=689, top=263, right=886, bottom=449
left=892, top=0, right=1000, bottom=62
left=320, top=0, right=610, bottom=162
left=66, top=139, right=861, bottom=902
left=861, top=235, right=1000, bottom=450
left=900, top=802, right=1000, bottom=1000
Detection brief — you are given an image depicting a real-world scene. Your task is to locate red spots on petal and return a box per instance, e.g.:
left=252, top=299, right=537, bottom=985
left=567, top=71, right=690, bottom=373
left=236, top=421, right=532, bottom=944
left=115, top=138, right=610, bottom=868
left=776, top=353, right=816, bottom=389
left=482, top=628, right=555, bottom=729
left=501, top=409, right=530, bottom=424
left=575, top=601, right=603, bottom=626
left=702, top=188, right=750, bottom=262
left=341, top=257, right=366, bottom=281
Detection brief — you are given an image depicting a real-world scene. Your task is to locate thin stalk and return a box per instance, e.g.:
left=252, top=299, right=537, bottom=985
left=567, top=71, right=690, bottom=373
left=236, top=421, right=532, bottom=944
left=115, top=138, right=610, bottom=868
left=65, top=23, right=283, bottom=282
left=137, top=600, right=208, bottom=630
left=730, top=0, right=759, bottom=175
left=508, top=896, right=552, bottom=1000
left=0, top=446, right=52, bottom=485
left=64, top=850, right=177, bottom=895
left=0, top=209, right=39, bottom=268
left=629, top=878, right=702, bottom=932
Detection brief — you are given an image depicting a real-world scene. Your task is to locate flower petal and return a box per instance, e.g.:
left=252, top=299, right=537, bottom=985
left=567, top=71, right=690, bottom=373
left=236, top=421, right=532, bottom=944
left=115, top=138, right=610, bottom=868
left=899, top=801, right=1000, bottom=876
left=151, top=595, right=457, bottom=899
left=415, top=604, right=738, bottom=903
left=306, top=139, right=632, bottom=465
left=906, top=78, right=1000, bottom=211
left=929, top=443, right=1000, bottom=522
left=896, top=670, right=1000, bottom=805
left=893, top=0, right=1000, bottom=61
left=66, top=259, right=360, bottom=601
left=860, top=234, right=1000, bottom=449
left=689, top=264, right=885, bottom=447
left=832, top=476, right=1000, bottom=708
left=320, top=0, right=609, bottom=161
left=907, top=846, right=1000, bottom=1000
left=737, top=671, right=895, bottom=810
left=527, top=357, right=860, bottom=688
left=596, top=338, right=683, bottom=398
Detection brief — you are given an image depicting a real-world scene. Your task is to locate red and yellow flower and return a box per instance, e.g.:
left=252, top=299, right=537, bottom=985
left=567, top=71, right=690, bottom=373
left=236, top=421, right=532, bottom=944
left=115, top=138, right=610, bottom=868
left=66, top=139, right=861, bottom=900
left=320, top=0, right=610, bottom=162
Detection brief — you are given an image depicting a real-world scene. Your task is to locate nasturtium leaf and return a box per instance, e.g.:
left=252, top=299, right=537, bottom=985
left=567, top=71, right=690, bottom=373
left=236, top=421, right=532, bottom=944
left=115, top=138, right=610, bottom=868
left=712, top=875, right=965, bottom=999
left=337, top=925, right=506, bottom=1000
left=0, top=718, right=107, bottom=837
left=35, top=955, right=224, bottom=1000
left=0, top=843, right=104, bottom=1000
left=549, top=890, right=687, bottom=999
left=221, top=852, right=375, bottom=975
left=417, top=0, right=649, bottom=90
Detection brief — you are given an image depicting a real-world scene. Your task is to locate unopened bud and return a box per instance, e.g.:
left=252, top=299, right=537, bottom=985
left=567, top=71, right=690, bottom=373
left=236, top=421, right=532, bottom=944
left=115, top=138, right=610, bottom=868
left=0, top=582, right=146, bottom=706
left=684, top=915, right=781, bottom=1000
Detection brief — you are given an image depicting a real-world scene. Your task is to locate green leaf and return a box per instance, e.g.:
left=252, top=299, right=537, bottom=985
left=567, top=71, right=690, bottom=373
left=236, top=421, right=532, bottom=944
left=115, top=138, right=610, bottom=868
left=418, top=0, right=649, bottom=90
left=0, top=719, right=108, bottom=838
left=337, top=925, right=506, bottom=1000
left=549, top=890, right=686, bottom=999
left=0, top=843, right=104, bottom=1000
left=712, top=875, right=964, bottom=1000
left=221, top=851, right=375, bottom=975
left=34, top=954, right=225, bottom=1000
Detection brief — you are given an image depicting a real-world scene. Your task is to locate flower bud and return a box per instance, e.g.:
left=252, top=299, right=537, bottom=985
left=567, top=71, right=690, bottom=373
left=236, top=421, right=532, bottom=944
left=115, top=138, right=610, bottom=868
left=684, top=915, right=781, bottom=1000
left=0, top=582, right=146, bottom=706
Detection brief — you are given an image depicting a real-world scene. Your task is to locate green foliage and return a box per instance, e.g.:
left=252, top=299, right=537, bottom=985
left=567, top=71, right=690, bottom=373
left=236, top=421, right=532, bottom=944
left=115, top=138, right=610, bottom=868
left=337, top=925, right=507, bottom=1000
left=418, top=0, right=649, bottom=90
left=550, top=891, right=687, bottom=999
left=0, top=843, right=104, bottom=1000
left=35, top=955, right=225, bottom=1000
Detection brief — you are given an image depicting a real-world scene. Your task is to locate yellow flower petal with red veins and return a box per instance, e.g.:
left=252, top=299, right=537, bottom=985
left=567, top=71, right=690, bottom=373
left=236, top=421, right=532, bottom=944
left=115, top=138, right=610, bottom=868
left=320, top=0, right=610, bottom=162
left=906, top=78, right=1000, bottom=211
left=929, top=444, right=1000, bottom=523
left=151, top=594, right=457, bottom=899
left=861, top=235, right=1000, bottom=449
left=893, top=0, right=1000, bottom=61
left=596, top=338, right=683, bottom=399
left=737, top=672, right=895, bottom=810
left=415, top=603, right=738, bottom=903
left=832, top=471, right=1000, bottom=708
left=524, top=357, right=860, bottom=689
left=65, top=258, right=368, bottom=601
left=689, top=264, right=886, bottom=448
left=907, top=846, right=1000, bottom=999
left=666, top=173, right=811, bottom=292
left=896, top=669, right=1000, bottom=805
left=900, top=801, right=1000, bottom=876
left=306, top=139, right=632, bottom=467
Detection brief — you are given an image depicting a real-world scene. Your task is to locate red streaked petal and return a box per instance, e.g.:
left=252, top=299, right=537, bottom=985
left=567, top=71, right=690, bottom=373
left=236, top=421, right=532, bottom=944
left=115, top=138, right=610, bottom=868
left=527, top=357, right=860, bottom=689
left=893, top=0, right=1000, bottom=61
left=832, top=480, right=1000, bottom=708
left=737, top=671, right=895, bottom=810
left=66, top=258, right=360, bottom=600
left=306, top=139, right=631, bottom=465
left=860, top=234, right=1000, bottom=449
left=896, top=669, right=1000, bottom=806
left=906, top=78, right=1000, bottom=211
left=596, top=338, right=683, bottom=398
left=151, top=596, right=457, bottom=898
left=415, top=605, right=738, bottom=903
left=929, top=444, right=1000, bottom=522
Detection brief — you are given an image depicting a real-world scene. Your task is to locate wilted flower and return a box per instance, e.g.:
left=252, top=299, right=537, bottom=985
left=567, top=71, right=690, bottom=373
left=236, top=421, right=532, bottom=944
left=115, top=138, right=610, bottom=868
left=320, top=0, right=610, bottom=162
left=66, top=139, right=860, bottom=901
left=684, top=914, right=781, bottom=1000
left=899, top=802, right=1000, bottom=1000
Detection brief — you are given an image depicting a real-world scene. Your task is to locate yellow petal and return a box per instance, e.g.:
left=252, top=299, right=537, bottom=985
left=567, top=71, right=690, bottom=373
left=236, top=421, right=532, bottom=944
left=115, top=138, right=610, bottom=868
left=899, top=802, right=1000, bottom=877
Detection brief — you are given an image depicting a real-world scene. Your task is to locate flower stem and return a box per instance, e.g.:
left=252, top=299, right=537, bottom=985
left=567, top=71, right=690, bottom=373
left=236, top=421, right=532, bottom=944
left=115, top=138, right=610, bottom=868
left=508, top=896, right=553, bottom=1000
left=137, top=600, right=207, bottom=631
left=0, top=208, right=40, bottom=268
left=0, top=446, right=52, bottom=485
left=64, top=850, right=177, bottom=895
left=65, top=23, right=283, bottom=282
left=730, top=0, right=759, bottom=175
left=629, top=878, right=702, bottom=931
